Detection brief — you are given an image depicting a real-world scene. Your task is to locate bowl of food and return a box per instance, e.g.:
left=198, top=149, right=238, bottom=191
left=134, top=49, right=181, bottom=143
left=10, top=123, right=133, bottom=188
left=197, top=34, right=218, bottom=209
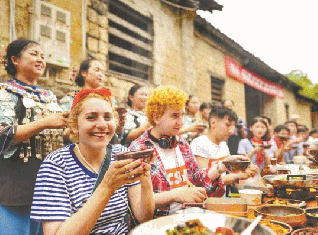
left=308, top=149, right=318, bottom=162
left=309, top=149, right=318, bottom=156
left=255, top=205, right=307, bottom=227
left=262, top=144, right=272, bottom=149
left=129, top=213, right=276, bottom=235
left=113, top=148, right=155, bottom=163
left=259, top=219, right=292, bottom=235
left=291, top=227, right=318, bottom=235
left=223, top=158, right=251, bottom=172
left=266, top=198, right=306, bottom=209
left=305, top=207, right=318, bottom=226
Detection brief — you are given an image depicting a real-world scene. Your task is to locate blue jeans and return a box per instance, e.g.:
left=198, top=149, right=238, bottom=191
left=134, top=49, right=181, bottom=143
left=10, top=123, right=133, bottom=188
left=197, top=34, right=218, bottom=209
left=0, top=205, right=43, bottom=235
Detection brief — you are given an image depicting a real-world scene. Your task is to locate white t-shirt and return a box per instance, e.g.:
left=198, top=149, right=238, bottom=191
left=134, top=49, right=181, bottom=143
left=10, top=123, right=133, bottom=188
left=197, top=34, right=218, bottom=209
left=191, top=135, right=230, bottom=167
left=153, top=142, right=188, bottom=214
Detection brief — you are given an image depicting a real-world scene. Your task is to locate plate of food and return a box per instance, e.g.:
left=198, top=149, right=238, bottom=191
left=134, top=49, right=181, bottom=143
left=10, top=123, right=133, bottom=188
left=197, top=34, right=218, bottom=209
left=266, top=198, right=306, bottom=208
left=259, top=219, right=292, bottom=235
left=129, top=213, right=276, bottom=235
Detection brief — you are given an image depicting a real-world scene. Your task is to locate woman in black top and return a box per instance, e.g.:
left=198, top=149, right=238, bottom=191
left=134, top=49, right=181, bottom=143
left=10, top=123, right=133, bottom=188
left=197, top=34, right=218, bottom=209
left=0, top=39, right=68, bottom=235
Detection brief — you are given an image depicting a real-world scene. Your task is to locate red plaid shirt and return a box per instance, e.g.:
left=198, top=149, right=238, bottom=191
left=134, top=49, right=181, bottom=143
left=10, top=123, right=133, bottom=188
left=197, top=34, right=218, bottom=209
left=129, top=130, right=225, bottom=218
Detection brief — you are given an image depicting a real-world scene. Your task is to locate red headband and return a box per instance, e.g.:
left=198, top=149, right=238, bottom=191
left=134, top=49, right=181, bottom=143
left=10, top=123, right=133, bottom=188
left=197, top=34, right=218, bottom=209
left=71, top=88, right=112, bottom=110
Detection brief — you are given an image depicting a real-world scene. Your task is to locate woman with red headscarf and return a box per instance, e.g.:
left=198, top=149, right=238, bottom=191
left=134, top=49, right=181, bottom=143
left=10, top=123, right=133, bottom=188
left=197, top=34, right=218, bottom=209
left=30, top=88, right=154, bottom=235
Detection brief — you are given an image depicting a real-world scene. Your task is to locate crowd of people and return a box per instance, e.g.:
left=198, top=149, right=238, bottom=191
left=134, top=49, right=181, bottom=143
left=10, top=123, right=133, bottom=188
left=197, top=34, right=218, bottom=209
left=1, top=38, right=318, bottom=235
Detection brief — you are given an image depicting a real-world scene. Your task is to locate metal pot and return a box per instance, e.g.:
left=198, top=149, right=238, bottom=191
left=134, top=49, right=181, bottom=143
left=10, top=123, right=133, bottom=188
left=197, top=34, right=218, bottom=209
left=263, top=174, right=316, bottom=188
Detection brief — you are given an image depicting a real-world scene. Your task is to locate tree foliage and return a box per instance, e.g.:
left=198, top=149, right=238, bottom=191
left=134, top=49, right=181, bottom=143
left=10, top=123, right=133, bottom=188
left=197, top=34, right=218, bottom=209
left=286, top=70, right=318, bottom=102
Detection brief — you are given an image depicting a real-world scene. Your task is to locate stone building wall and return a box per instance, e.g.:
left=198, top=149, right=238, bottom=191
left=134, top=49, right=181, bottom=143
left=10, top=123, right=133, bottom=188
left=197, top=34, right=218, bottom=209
left=86, top=0, right=198, bottom=104
left=0, top=0, right=83, bottom=98
left=193, top=32, right=247, bottom=121
left=296, top=101, right=312, bottom=128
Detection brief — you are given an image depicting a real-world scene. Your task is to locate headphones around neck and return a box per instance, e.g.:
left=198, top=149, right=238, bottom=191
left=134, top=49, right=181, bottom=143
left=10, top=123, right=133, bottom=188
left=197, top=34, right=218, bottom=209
left=148, top=131, right=177, bottom=149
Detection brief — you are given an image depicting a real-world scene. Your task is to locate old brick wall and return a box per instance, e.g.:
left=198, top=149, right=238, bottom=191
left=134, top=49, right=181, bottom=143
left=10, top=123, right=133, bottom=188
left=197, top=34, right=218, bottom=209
left=0, top=0, right=12, bottom=81
left=296, top=101, right=312, bottom=129
left=0, top=0, right=83, bottom=98
left=86, top=0, right=198, bottom=105
left=193, top=32, right=247, bottom=121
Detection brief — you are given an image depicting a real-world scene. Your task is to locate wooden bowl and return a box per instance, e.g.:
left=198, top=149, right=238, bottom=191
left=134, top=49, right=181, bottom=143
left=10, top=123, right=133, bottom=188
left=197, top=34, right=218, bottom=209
left=309, top=149, right=318, bottom=156
left=260, top=219, right=292, bottom=235
left=291, top=227, right=318, bottom=235
left=223, top=159, right=251, bottom=172
left=255, top=205, right=307, bottom=227
left=305, top=207, right=318, bottom=227
left=113, top=148, right=155, bottom=163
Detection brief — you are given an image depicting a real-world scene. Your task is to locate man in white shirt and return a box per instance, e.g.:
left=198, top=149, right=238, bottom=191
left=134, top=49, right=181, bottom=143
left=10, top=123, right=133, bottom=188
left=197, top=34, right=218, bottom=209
left=191, top=105, right=258, bottom=185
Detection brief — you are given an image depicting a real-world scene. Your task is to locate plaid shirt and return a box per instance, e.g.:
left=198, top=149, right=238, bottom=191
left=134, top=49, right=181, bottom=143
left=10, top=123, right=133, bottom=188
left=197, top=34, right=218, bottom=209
left=129, top=130, right=225, bottom=218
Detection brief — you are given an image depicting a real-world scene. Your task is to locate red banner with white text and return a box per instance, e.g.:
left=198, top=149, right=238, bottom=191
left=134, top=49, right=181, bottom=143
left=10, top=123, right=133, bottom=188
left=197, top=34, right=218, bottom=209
left=225, top=56, right=284, bottom=99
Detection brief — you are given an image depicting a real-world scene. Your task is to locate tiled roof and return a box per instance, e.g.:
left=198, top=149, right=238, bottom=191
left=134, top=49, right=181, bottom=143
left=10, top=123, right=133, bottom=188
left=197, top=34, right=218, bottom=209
left=199, top=0, right=223, bottom=12
left=160, top=0, right=223, bottom=12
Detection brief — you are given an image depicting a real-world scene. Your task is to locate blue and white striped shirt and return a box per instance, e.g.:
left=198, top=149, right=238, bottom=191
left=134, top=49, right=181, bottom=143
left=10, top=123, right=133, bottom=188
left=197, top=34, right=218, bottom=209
left=30, top=144, right=139, bottom=235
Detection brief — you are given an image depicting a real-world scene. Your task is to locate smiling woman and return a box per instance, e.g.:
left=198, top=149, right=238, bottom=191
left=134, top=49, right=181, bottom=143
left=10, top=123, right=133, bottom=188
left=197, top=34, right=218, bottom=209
left=118, top=84, right=151, bottom=146
left=0, top=38, right=68, bottom=235
left=59, top=59, right=107, bottom=112
left=30, top=88, right=155, bottom=235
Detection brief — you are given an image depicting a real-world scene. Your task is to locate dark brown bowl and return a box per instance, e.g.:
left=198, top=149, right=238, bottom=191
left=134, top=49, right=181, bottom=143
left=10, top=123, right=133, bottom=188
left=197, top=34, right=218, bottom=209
left=309, top=149, right=318, bottom=157
left=255, top=205, right=307, bottom=227
left=114, top=148, right=155, bottom=163
left=291, top=227, right=318, bottom=235
left=223, top=159, right=251, bottom=172
left=305, top=207, right=318, bottom=227
left=277, top=136, right=290, bottom=140
left=262, top=144, right=272, bottom=149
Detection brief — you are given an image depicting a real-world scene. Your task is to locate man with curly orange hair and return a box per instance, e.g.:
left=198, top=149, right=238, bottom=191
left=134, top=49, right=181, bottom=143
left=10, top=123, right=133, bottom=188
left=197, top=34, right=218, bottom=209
left=129, top=85, right=247, bottom=218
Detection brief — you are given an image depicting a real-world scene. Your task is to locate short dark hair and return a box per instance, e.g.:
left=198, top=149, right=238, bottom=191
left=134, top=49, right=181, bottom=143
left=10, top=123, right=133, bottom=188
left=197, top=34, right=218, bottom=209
left=75, top=58, right=97, bottom=87
left=285, top=120, right=298, bottom=127
left=127, top=84, right=144, bottom=107
left=209, top=105, right=238, bottom=123
left=260, top=115, right=272, bottom=125
left=309, top=129, right=318, bottom=136
left=274, top=125, right=290, bottom=133
left=247, top=117, right=271, bottom=141
left=5, top=38, right=40, bottom=76
left=297, top=126, right=309, bottom=134
left=186, top=95, right=197, bottom=106
left=199, top=102, right=213, bottom=111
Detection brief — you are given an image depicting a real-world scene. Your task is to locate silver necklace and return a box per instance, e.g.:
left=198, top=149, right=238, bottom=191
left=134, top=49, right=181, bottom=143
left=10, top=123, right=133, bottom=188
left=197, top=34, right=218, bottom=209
left=76, top=144, right=99, bottom=174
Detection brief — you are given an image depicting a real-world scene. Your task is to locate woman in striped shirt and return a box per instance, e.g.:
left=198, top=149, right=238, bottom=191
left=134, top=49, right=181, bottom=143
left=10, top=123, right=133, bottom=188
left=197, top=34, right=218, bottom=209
left=30, top=88, right=154, bottom=235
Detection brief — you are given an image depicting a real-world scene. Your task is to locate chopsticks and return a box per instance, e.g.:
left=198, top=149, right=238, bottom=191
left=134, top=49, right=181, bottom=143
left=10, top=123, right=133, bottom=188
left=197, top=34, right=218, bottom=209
left=184, top=177, right=195, bottom=187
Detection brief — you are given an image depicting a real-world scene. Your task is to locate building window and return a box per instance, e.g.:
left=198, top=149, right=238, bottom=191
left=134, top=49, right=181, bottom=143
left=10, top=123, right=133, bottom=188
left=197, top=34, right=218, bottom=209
left=285, top=103, right=290, bottom=121
left=33, top=0, right=71, bottom=68
left=211, top=76, right=224, bottom=105
left=108, top=0, right=153, bottom=81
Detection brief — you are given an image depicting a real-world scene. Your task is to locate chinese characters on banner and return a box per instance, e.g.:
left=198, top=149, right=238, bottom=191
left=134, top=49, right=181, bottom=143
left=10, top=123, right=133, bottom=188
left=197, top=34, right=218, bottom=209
left=225, top=56, right=284, bottom=99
